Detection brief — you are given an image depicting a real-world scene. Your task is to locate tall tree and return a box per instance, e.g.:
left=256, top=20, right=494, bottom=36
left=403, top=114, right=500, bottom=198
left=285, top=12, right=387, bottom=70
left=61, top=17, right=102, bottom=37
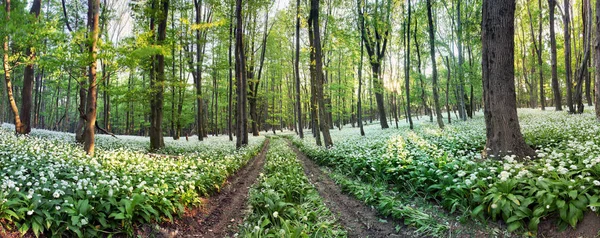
left=294, top=0, right=303, bottom=138
left=404, top=0, right=414, bottom=129
left=564, top=0, right=574, bottom=113
left=357, top=0, right=391, bottom=129
left=83, top=0, right=100, bottom=156
left=456, top=0, right=467, bottom=120
left=149, top=0, right=169, bottom=150
left=595, top=0, right=600, bottom=120
left=311, top=0, right=333, bottom=147
left=2, top=0, right=26, bottom=134
left=426, top=0, right=443, bottom=129
left=548, top=0, right=562, bottom=110
left=20, top=0, right=42, bottom=134
left=482, top=0, right=535, bottom=158
left=235, top=0, right=248, bottom=148
left=574, top=0, right=591, bottom=114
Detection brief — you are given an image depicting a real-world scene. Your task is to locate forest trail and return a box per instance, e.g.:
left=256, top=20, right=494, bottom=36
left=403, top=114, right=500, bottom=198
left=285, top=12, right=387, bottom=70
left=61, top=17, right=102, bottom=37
left=286, top=140, right=410, bottom=238
left=139, top=139, right=270, bottom=238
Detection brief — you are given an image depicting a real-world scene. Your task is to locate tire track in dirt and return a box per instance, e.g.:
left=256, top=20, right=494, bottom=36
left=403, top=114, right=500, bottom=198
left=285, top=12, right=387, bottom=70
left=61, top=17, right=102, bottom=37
left=140, top=139, right=270, bottom=238
left=286, top=140, right=412, bottom=238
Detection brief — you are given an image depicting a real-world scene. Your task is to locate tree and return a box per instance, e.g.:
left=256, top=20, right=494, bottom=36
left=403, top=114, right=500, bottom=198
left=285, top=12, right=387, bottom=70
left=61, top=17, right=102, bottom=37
left=83, top=0, right=100, bottom=156
left=2, top=0, right=26, bottom=134
left=294, top=0, right=303, bottom=139
left=573, top=0, right=591, bottom=114
left=311, top=0, right=333, bottom=147
left=548, top=0, right=562, bottom=110
left=149, top=0, right=169, bottom=151
left=596, top=0, right=600, bottom=120
left=564, top=0, right=574, bottom=113
left=235, top=0, right=248, bottom=149
left=426, top=0, right=443, bottom=129
left=357, top=0, right=391, bottom=129
left=482, top=0, right=535, bottom=158
left=20, top=0, right=42, bottom=134
left=403, top=0, right=414, bottom=129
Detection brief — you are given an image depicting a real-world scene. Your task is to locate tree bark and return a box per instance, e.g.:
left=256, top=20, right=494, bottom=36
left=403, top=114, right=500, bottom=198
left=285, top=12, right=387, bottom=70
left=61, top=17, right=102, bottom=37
left=83, top=0, right=100, bottom=156
left=308, top=14, right=321, bottom=146
left=426, top=0, right=443, bottom=129
left=404, top=0, right=414, bottom=129
left=574, top=0, right=591, bottom=114
left=482, top=0, right=535, bottom=158
left=564, top=0, right=575, bottom=113
left=20, top=0, right=42, bottom=134
left=595, top=0, right=600, bottom=120
left=295, top=0, right=303, bottom=138
left=228, top=4, right=233, bottom=141
left=311, top=0, right=333, bottom=147
left=235, top=0, right=248, bottom=148
left=457, top=0, right=467, bottom=121
left=548, top=0, right=562, bottom=110
left=149, top=0, right=168, bottom=151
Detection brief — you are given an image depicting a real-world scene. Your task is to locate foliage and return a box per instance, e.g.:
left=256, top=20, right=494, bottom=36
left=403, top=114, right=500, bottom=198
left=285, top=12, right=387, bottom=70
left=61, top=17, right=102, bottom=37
left=290, top=109, right=600, bottom=235
left=0, top=125, right=265, bottom=237
left=239, top=138, right=346, bottom=237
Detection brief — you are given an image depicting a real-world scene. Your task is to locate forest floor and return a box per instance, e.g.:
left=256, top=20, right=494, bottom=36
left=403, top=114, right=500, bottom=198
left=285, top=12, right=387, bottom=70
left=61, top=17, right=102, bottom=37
left=135, top=139, right=270, bottom=238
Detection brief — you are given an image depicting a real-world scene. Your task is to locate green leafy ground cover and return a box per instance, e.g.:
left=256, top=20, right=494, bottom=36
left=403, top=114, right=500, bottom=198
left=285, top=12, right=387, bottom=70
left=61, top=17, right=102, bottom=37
left=0, top=125, right=265, bottom=237
left=239, top=138, right=346, bottom=237
left=290, top=109, right=600, bottom=236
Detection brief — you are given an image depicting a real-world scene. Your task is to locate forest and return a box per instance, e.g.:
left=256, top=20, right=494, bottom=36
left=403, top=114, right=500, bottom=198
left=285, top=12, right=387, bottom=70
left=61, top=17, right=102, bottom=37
left=0, top=0, right=600, bottom=237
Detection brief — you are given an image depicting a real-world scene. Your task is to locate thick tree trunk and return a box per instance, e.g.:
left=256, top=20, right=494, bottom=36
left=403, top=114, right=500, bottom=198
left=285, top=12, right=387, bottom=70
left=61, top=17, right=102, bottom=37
left=548, top=0, right=562, bottom=110
left=235, top=0, right=248, bottom=148
left=311, top=0, right=332, bottom=147
left=20, top=0, right=42, bottom=134
left=83, top=0, right=100, bottom=156
left=426, top=0, right=443, bottom=129
left=149, top=0, right=168, bottom=151
left=308, top=17, right=321, bottom=146
left=482, top=0, right=535, bottom=158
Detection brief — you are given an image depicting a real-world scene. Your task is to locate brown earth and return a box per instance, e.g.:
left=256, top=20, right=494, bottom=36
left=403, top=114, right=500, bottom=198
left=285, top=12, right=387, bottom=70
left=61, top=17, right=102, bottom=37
left=286, top=140, right=412, bottom=238
left=136, top=139, right=270, bottom=238
left=538, top=212, right=600, bottom=238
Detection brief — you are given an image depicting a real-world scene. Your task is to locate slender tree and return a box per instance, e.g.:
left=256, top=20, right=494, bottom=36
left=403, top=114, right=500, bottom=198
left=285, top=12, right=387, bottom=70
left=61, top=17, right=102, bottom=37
left=596, top=0, right=600, bottom=120
left=548, top=0, right=562, bottom=110
left=404, top=0, right=414, bottom=129
left=482, top=0, right=535, bottom=158
left=149, top=0, right=169, bottom=150
left=2, top=0, right=26, bottom=134
left=294, top=0, right=303, bottom=138
left=426, top=0, right=443, bottom=129
left=564, top=0, right=574, bottom=113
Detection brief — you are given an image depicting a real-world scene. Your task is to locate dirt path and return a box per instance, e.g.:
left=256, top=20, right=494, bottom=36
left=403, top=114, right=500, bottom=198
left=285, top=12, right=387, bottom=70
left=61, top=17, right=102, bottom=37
left=286, top=140, right=411, bottom=238
left=140, top=139, right=270, bottom=238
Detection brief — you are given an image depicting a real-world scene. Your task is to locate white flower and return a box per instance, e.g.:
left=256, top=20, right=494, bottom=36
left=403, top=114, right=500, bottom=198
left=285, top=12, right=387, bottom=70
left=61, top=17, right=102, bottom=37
left=593, top=180, right=600, bottom=186
left=272, top=211, right=278, bottom=218
left=53, top=191, right=61, bottom=198
left=55, top=206, right=61, bottom=210
left=499, top=171, right=510, bottom=181
left=27, top=210, right=34, bottom=216
left=254, top=226, right=260, bottom=231
left=80, top=218, right=88, bottom=226
left=491, top=204, right=498, bottom=209
left=546, top=205, right=550, bottom=209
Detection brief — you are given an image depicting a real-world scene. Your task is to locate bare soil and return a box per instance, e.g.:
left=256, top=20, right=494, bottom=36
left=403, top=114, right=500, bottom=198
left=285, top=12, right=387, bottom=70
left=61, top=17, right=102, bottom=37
left=286, top=140, right=412, bottom=238
left=137, top=139, right=270, bottom=238
left=538, top=212, right=600, bottom=238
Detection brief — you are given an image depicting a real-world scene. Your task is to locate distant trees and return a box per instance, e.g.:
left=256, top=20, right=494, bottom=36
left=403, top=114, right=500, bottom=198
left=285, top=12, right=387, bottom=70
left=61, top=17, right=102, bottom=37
left=482, top=0, right=535, bottom=158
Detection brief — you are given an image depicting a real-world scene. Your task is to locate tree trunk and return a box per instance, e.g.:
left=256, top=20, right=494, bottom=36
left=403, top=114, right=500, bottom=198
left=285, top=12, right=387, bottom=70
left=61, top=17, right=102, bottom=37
left=457, top=0, right=467, bottom=121
left=595, top=0, right=600, bottom=120
left=228, top=4, right=233, bottom=141
left=295, top=0, right=303, bottom=138
left=548, top=0, right=562, bottom=110
left=20, top=0, right=42, bottom=134
left=564, top=0, right=575, bottom=113
left=404, top=0, right=414, bottom=129
left=311, top=0, right=333, bottom=147
left=574, top=0, right=591, bottom=114
left=235, top=0, right=248, bottom=148
left=83, top=0, right=100, bottom=156
left=308, top=14, right=321, bottom=146
left=2, top=0, right=25, bottom=134
left=444, top=56, right=451, bottom=124
left=149, top=0, right=168, bottom=151
left=482, top=0, right=535, bottom=158
left=426, top=0, right=444, bottom=129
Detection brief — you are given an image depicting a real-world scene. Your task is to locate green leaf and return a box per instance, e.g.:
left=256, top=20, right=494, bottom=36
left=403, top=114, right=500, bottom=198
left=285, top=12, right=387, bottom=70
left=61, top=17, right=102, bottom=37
left=507, top=221, right=522, bottom=232
left=556, top=200, right=566, bottom=208
left=568, top=190, right=577, bottom=200
left=507, top=194, right=520, bottom=205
